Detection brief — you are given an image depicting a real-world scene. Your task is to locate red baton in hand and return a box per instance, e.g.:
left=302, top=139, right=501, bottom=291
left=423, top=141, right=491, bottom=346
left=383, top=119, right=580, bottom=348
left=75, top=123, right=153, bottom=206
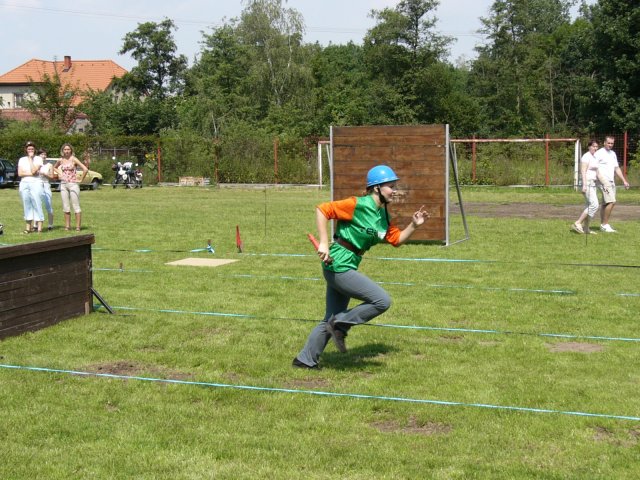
left=307, top=233, right=320, bottom=250
left=307, top=233, right=332, bottom=264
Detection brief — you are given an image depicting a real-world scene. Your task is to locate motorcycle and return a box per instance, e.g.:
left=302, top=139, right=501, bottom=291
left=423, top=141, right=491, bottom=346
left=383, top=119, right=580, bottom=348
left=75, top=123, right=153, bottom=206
left=112, top=162, right=142, bottom=188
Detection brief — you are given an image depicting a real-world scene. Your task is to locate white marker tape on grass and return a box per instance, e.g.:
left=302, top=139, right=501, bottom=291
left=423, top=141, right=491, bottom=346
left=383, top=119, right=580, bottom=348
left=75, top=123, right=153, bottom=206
left=1, top=363, right=638, bottom=422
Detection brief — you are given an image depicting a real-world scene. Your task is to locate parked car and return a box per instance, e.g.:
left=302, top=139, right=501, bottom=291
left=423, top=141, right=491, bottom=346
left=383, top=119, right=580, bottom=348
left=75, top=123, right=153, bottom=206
left=46, top=158, right=103, bottom=190
left=0, top=158, right=17, bottom=187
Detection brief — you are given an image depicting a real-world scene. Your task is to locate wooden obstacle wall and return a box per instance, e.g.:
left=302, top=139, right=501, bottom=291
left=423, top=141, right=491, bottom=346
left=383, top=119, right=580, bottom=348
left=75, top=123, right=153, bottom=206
left=332, top=125, right=448, bottom=242
left=0, top=234, right=95, bottom=340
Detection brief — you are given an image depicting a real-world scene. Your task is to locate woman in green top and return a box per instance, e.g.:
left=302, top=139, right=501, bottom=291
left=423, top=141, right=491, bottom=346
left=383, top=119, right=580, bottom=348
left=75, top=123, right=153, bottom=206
left=293, top=165, right=429, bottom=369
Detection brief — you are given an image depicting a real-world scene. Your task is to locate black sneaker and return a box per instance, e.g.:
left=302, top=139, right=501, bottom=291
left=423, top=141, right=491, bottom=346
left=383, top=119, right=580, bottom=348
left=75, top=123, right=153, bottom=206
left=325, top=316, right=347, bottom=353
left=292, top=358, right=319, bottom=369
left=0, top=224, right=3, bottom=235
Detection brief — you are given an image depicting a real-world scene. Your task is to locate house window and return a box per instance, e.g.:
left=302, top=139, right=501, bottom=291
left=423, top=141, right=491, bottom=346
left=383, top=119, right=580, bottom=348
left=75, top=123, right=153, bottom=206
left=14, top=93, right=25, bottom=108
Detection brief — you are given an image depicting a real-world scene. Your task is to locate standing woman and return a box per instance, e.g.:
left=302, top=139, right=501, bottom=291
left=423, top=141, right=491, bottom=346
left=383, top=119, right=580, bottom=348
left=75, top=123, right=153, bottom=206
left=293, top=165, right=429, bottom=369
left=37, top=149, right=56, bottom=230
left=572, top=140, right=602, bottom=235
left=54, top=143, right=87, bottom=231
left=17, top=141, right=45, bottom=233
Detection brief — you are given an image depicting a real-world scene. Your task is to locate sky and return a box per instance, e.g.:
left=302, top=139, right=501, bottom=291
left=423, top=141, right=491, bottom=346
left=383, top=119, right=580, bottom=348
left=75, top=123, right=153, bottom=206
left=0, top=0, right=496, bottom=75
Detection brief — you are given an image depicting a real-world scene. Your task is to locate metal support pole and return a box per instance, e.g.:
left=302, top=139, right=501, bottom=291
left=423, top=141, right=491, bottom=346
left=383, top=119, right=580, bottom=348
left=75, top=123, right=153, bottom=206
left=274, top=137, right=279, bottom=184
left=545, top=134, right=550, bottom=186
left=472, top=135, right=477, bottom=183
left=623, top=131, right=628, bottom=177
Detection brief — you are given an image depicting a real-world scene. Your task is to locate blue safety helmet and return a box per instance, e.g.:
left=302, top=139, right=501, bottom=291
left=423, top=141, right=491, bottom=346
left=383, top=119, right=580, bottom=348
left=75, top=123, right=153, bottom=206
left=366, top=165, right=399, bottom=187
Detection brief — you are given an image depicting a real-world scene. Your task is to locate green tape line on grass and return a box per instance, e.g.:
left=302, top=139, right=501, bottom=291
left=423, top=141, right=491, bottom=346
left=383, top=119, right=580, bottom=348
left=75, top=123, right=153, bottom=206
left=111, top=306, right=254, bottom=318
left=90, top=247, right=640, bottom=269
left=1, top=363, right=639, bottom=422
left=373, top=323, right=640, bottom=343
left=222, top=274, right=575, bottom=295
left=92, top=270, right=576, bottom=295
left=101, top=305, right=640, bottom=343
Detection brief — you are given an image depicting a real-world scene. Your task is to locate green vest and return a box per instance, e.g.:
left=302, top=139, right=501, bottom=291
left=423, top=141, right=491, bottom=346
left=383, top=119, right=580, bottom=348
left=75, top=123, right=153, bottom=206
left=324, top=195, right=389, bottom=272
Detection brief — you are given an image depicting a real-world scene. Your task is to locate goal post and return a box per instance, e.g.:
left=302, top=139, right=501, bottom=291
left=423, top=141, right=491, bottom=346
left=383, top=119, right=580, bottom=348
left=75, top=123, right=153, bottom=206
left=449, top=137, right=581, bottom=187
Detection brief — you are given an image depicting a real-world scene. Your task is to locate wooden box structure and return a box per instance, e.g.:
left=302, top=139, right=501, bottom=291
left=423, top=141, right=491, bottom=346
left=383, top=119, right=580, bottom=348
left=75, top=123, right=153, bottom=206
left=331, top=125, right=453, bottom=243
left=0, top=234, right=95, bottom=340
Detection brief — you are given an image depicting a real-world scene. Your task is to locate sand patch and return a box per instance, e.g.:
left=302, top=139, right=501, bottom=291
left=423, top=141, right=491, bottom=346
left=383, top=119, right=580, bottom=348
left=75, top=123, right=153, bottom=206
left=166, top=258, right=238, bottom=267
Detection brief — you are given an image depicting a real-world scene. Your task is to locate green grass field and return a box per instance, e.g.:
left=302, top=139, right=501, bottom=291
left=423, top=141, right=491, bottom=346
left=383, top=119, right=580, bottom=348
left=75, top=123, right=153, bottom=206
left=1, top=185, right=639, bottom=479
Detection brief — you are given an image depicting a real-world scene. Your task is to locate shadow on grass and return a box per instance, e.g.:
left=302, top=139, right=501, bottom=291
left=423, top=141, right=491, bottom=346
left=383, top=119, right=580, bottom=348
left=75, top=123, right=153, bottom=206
left=322, top=342, right=396, bottom=371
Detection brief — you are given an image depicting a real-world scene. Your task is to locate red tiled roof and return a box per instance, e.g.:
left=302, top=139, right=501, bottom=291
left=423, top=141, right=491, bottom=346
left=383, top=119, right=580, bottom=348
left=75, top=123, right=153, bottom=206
left=0, top=57, right=127, bottom=105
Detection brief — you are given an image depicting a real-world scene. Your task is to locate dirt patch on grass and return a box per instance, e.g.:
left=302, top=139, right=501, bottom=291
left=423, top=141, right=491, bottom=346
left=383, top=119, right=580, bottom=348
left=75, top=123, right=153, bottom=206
left=593, top=426, right=615, bottom=443
left=192, top=326, right=228, bottom=338
left=84, top=361, right=194, bottom=381
left=439, top=335, right=464, bottom=343
left=592, top=426, right=639, bottom=447
left=451, top=202, right=640, bottom=220
left=546, top=342, right=605, bottom=353
left=285, top=378, right=332, bottom=389
left=371, top=416, right=452, bottom=436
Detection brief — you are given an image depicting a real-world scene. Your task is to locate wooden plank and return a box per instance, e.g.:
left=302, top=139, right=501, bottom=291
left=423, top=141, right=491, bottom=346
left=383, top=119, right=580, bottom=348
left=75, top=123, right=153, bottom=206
left=0, top=249, right=91, bottom=284
left=0, top=259, right=89, bottom=293
left=0, top=279, right=89, bottom=312
left=333, top=190, right=447, bottom=205
left=331, top=158, right=446, bottom=172
left=334, top=136, right=446, bottom=148
left=333, top=125, right=445, bottom=139
left=334, top=176, right=447, bottom=194
left=0, top=234, right=94, bottom=261
left=0, top=291, right=89, bottom=332
left=334, top=146, right=395, bottom=161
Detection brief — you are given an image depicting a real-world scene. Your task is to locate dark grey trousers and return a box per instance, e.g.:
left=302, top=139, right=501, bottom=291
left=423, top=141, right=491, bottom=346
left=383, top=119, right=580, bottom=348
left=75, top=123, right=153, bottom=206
left=295, top=268, right=391, bottom=367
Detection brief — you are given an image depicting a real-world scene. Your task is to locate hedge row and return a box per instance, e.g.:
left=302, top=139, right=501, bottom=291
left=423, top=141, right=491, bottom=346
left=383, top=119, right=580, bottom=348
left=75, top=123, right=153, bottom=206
left=0, top=126, right=324, bottom=185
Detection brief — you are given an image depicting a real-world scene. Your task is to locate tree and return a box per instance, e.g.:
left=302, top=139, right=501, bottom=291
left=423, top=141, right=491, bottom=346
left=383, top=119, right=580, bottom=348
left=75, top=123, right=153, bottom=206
left=180, top=24, right=257, bottom=137
left=469, top=0, right=577, bottom=135
left=182, top=0, right=315, bottom=137
left=116, top=18, right=188, bottom=99
left=80, top=19, right=185, bottom=135
left=363, top=0, right=454, bottom=125
left=578, top=0, right=640, bottom=131
left=308, top=43, right=373, bottom=129
left=237, top=0, right=310, bottom=109
left=22, top=71, right=78, bottom=132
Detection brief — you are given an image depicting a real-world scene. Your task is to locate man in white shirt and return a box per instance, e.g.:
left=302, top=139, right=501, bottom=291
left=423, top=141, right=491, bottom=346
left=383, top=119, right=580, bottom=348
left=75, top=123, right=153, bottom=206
left=595, top=136, right=629, bottom=232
